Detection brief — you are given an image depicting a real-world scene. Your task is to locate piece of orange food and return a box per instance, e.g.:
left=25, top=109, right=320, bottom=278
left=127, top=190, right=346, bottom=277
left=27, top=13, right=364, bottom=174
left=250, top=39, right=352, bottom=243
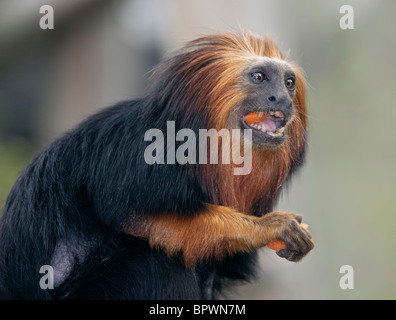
left=267, top=223, right=309, bottom=252
left=244, top=112, right=268, bottom=124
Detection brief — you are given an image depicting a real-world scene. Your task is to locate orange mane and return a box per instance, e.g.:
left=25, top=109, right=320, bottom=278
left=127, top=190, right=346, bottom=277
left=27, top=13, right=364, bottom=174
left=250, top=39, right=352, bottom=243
left=149, top=30, right=308, bottom=216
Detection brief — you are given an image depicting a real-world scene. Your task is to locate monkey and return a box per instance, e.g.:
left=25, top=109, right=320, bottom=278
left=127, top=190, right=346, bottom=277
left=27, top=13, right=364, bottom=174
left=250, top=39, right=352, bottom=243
left=0, top=30, right=313, bottom=299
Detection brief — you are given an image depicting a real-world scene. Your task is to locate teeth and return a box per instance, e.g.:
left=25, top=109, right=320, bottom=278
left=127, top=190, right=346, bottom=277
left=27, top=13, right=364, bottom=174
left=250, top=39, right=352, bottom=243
left=266, top=127, right=285, bottom=137
left=248, top=122, right=268, bottom=132
left=275, top=111, right=284, bottom=118
left=268, top=110, right=284, bottom=118
left=247, top=118, right=285, bottom=137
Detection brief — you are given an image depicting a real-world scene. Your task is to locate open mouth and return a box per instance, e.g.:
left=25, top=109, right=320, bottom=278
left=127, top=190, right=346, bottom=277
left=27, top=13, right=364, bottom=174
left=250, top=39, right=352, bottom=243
left=243, top=111, right=286, bottom=137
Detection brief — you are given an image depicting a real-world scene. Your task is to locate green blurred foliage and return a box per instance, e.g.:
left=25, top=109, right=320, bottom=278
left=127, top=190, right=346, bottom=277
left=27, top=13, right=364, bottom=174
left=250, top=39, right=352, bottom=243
left=0, top=140, right=33, bottom=211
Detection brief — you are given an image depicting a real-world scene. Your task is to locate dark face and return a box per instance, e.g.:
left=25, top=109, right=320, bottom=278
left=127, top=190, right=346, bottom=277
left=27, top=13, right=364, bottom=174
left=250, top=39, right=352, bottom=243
left=230, top=57, right=297, bottom=149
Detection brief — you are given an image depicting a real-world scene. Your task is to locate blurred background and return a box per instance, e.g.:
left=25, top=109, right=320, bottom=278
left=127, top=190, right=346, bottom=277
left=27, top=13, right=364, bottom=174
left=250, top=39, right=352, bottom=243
left=1, top=0, right=395, bottom=299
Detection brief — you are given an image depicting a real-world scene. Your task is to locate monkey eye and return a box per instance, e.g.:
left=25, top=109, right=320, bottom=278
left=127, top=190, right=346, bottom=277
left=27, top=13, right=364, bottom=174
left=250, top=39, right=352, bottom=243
left=285, top=78, right=296, bottom=90
left=250, top=72, right=268, bottom=83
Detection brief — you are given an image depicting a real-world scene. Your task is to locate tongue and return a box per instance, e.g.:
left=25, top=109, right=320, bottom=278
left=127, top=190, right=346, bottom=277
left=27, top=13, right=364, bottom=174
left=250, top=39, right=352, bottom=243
left=261, top=117, right=277, bottom=133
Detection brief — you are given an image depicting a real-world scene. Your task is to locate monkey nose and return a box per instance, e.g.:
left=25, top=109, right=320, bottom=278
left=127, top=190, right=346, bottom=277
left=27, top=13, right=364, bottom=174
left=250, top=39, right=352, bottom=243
left=267, top=94, right=291, bottom=106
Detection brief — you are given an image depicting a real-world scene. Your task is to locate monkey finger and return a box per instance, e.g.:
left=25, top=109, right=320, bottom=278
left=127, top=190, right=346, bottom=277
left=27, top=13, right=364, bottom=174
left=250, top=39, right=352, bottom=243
left=276, top=249, right=304, bottom=262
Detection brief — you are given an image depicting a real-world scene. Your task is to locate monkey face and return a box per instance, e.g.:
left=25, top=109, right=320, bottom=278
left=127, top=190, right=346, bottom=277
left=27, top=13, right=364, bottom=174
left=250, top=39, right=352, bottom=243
left=230, top=57, right=298, bottom=149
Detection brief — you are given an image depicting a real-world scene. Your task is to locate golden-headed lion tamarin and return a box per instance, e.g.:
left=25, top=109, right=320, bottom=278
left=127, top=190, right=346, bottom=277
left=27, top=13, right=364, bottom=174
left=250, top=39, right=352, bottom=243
left=0, top=30, right=313, bottom=299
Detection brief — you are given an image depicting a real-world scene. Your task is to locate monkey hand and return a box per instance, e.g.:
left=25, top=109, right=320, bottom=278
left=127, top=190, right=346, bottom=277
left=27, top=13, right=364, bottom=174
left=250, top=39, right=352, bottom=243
left=125, top=206, right=314, bottom=267
left=264, top=211, right=314, bottom=262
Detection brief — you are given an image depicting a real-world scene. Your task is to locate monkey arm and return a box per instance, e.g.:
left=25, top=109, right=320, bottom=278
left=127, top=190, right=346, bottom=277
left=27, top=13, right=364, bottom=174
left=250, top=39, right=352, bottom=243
left=123, top=204, right=314, bottom=267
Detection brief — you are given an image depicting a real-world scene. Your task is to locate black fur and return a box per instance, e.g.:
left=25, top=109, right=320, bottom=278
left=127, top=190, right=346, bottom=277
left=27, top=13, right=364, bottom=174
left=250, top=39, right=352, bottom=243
left=0, top=33, right=307, bottom=299
left=0, top=95, right=259, bottom=299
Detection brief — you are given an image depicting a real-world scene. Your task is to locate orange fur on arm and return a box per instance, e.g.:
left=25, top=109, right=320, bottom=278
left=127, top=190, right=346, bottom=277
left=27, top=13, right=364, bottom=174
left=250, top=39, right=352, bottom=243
left=123, top=204, right=299, bottom=268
